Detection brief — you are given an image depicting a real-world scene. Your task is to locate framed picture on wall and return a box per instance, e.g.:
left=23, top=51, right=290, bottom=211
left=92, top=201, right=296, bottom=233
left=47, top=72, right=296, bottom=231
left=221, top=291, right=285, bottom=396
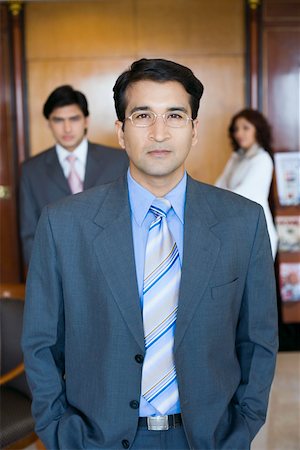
left=274, top=152, right=300, bottom=206
left=279, top=263, right=300, bottom=302
left=275, top=216, right=300, bottom=252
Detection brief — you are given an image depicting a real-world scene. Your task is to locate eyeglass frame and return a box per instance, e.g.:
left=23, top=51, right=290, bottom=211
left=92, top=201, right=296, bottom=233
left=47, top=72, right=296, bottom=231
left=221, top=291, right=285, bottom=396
left=124, top=109, right=194, bottom=128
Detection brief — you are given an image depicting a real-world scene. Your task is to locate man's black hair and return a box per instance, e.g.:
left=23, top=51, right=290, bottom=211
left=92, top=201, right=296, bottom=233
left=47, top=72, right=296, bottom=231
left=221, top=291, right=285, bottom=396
left=43, top=85, right=89, bottom=119
left=113, top=58, right=204, bottom=122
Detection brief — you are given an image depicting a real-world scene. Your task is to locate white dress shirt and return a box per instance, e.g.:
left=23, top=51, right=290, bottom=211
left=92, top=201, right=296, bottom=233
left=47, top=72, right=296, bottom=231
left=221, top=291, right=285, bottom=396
left=56, top=138, right=88, bottom=182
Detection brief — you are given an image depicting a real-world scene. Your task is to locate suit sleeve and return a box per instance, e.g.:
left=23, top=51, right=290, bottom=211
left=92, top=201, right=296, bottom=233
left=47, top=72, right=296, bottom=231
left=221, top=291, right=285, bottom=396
left=19, top=165, right=40, bottom=265
left=22, top=206, right=67, bottom=449
left=233, top=206, right=278, bottom=440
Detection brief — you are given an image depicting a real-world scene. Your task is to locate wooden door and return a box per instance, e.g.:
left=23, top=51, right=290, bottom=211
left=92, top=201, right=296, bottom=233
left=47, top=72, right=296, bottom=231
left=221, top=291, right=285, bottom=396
left=0, top=4, right=23, bottom=283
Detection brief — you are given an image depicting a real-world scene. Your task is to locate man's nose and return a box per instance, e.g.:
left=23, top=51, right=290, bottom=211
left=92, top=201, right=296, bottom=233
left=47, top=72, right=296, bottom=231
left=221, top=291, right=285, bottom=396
left=63, top=120, right=72, bottom=132
left=148, top=116, right=171, bottom=141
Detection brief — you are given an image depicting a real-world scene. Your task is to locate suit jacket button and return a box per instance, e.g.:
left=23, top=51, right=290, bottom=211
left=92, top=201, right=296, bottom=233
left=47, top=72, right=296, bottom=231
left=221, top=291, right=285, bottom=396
left=135, top=354, right=144, bottom=364
left=122, top=439, right=130, bottom=448
left=130, top=400, right=139, bottom=409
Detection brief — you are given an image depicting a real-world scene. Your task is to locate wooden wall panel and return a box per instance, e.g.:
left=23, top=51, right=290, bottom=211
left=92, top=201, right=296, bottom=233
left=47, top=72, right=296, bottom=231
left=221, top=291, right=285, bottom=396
left=262, top=0, right=300, bottom=331
left=26, top=1, right=136, bottom=58
left=264, top=0, right=300, bottom=21
left=27, top=58, right=134, bottom=152
left=263, top=29, right=300, bottom=151
left=25, top=0, right=245, bottom=184
left=135, top=0, right=244, bottom=56
left=184, top=56, right=245, bottom=183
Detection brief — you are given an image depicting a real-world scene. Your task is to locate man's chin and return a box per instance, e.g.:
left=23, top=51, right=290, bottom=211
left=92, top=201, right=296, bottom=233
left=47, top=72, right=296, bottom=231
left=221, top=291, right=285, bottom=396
left=59, top=141, right=77, bottom=152
left=143, top=165, right=183, bottom=180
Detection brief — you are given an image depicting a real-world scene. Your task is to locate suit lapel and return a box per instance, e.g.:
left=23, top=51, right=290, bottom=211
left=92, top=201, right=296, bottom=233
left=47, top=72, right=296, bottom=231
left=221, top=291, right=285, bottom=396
left=84, top=143, right=99, bottom=189
left=45, top=147, right=71, bottom=194
left=91, top=175, right=221, bottom=353
left=92, top=177, right=144, bottom=351
left=175, top=177, right=221, bottom=352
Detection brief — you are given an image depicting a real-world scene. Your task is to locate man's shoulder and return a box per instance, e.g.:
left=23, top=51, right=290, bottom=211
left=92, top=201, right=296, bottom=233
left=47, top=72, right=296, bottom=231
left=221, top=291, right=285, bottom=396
left=88, top=141, right=128, bottom=160
left=188, top=176, right=262, bottom=218
left=21, top=146, right=56, bottom=170
left=46, top=176, right=125, bottom=218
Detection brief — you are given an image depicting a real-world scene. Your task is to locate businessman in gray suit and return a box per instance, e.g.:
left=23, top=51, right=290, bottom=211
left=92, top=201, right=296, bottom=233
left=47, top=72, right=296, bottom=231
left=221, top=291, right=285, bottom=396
left=20, top=85, right=128, bottom=264
left=22, top=59, right=278, bottom=450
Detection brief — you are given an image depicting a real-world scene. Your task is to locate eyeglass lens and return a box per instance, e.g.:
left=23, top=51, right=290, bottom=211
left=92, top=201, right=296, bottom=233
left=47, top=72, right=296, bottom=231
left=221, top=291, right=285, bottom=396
left=130, top=110, right=190, bottom=128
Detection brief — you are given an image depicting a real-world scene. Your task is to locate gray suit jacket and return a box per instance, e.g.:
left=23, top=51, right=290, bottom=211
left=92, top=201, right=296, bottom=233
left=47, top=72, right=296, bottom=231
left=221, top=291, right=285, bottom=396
left=22, top=175, right=278, bottom=450
left=19, top=142, right=129, bottom=264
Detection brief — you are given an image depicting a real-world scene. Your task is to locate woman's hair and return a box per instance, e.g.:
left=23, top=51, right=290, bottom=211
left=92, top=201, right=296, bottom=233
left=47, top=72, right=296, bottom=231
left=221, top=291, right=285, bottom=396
left=228, top=108, right=273, bottom=156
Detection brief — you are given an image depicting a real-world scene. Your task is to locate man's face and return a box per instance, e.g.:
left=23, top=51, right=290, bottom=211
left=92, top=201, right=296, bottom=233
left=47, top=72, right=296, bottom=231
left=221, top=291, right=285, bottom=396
left=48, top=104, right=89, bottom=152
left=115, top=80, right=198, bottom=193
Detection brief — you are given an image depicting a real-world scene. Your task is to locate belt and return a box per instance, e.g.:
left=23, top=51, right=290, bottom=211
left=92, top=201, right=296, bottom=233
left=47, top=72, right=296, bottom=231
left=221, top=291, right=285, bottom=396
left=138, top=414, right=182, bottom=431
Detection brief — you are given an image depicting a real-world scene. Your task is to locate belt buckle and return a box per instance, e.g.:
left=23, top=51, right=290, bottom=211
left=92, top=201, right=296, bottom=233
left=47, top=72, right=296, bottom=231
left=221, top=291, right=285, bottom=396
left=147, top=415, right=169, bottom=431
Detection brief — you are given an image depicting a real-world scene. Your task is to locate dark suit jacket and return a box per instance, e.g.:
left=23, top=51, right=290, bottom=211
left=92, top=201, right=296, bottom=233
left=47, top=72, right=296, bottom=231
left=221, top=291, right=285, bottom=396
left=19, top=142, right=128, bottom=264
left=22, top=175, right=278, bottom=450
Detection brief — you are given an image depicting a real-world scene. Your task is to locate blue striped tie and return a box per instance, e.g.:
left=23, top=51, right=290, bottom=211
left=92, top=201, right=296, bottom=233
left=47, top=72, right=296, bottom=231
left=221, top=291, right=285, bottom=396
left=141, top=198, right=181, bottom=414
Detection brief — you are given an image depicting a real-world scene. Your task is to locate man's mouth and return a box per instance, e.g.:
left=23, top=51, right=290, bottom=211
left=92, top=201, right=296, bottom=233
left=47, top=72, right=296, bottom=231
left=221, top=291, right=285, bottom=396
left=147, top=149, right=171, bottom=157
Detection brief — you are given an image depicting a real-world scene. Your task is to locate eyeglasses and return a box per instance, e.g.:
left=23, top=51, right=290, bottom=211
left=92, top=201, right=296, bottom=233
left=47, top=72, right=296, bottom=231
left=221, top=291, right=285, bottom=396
left=125, top=110, right=193, bottom=128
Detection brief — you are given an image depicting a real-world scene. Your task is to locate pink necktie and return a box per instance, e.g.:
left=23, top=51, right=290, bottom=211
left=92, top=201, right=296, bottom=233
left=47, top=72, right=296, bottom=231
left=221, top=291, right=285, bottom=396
left=66, top=154, right=83, bottom=194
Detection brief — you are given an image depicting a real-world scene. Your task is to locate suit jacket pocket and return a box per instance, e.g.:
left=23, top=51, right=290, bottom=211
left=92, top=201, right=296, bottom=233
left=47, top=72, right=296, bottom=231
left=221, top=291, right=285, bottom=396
left=211, top=277, right=239, bottom=301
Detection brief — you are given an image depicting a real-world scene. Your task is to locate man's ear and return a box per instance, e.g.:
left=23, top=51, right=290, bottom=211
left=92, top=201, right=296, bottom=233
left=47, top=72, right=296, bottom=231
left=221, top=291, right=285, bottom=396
left=84, top=116, right=90, bottom=134
left=191, top=118, right=199, bottom=147
left=115, top=120, right=126, bottom=149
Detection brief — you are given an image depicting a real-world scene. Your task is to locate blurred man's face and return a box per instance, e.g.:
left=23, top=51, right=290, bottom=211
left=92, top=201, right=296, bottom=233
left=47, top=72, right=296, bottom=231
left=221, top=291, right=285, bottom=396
left=115, top=80, right=198, bottom=196
left=48, top=104, right=89, bottom=152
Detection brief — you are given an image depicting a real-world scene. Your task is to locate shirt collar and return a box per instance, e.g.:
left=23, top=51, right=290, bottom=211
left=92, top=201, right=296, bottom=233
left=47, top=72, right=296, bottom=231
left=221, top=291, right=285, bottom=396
left=236, top=143, right=262, bottom=159
left=56, top=138, right=88, bottom=165
left=127, top=169, right=186, bottom=226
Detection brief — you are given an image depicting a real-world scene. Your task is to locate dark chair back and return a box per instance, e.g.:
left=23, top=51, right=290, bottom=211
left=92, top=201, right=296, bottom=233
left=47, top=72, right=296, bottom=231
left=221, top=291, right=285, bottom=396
left=0, top=284, right=37, bottom=449
left=1, top=297, right=31, bottom=398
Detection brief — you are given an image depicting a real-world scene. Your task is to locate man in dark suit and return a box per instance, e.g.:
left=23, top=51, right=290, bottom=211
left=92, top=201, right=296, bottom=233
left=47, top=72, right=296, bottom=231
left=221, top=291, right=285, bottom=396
left=22, top=59, right=278, bottom=449
left=20, top=85, right=128, bottom=264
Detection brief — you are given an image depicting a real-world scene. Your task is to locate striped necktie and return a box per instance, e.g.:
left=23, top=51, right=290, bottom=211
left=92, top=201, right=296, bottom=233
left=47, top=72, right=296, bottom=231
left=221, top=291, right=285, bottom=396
left=141, top=198, right=181, bottom=414
left=67, top=154, right=83, bottom=194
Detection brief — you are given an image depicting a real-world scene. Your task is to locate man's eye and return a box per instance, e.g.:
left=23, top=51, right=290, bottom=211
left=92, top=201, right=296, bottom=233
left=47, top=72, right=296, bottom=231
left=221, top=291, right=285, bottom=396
left=167, top=112, right=184, bottom=120
left=135, top=112, right=151, bottom=120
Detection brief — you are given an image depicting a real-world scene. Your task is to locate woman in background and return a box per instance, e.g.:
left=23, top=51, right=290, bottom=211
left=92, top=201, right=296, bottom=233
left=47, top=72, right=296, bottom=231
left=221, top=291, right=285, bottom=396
left=215, top=108, right=278, bottom=259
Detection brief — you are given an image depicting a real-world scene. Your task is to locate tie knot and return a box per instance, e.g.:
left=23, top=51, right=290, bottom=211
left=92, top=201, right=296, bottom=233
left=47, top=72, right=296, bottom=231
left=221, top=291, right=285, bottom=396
left=150, top=198, right=171, bottom=218
left=66, top=154, right=77, bottom=165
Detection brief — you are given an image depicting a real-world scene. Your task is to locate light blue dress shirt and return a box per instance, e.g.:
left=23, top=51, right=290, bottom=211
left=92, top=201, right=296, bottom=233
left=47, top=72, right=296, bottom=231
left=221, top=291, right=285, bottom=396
left=127, top=169, right=186, bottom=417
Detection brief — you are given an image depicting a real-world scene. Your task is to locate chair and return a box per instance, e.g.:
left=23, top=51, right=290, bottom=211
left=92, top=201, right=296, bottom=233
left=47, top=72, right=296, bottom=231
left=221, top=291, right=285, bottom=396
left=0, top=284, right=38, bottom=449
